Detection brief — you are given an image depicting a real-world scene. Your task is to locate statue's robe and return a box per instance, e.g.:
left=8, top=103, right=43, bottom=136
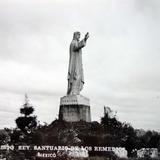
left=67, top=39, right=86, bottom=95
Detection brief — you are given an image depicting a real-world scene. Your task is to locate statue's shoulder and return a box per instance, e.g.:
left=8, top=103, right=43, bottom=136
left=70, top=40, right=77, bottom=46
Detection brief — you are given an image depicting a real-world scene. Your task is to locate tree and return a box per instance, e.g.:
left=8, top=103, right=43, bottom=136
left=15, top=94, right=37, bottom=134
left=101, top=106, right=122, bottom=135
left=101, top=107, right=139, bottom=157
left=0, top=129, right=10, bottom=145
left=138, top=130, right=160, bottom=148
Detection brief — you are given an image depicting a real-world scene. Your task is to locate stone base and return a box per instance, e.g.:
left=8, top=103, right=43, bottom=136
left=59, top=95, right=91, bottom=122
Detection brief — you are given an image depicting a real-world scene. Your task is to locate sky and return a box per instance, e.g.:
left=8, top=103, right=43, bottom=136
left=0, top=0, right=160, bottom=132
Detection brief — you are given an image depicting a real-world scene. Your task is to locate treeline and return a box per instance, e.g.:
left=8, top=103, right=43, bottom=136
left=0, top=96, right=160, bottom=159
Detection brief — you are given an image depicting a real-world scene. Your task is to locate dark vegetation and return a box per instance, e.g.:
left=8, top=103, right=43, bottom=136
left=0, top=96, right=160, bottom=159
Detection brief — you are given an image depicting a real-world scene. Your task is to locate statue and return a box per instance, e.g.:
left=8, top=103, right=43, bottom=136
left=67, top=31, right=89, bottom=95
left=59, top=32, right=91, bottom=122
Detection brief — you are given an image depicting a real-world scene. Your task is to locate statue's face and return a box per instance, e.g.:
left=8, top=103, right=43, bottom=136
left=76, top=33, right=80, bottom=40
left=73, top=32, right=80, bottom=41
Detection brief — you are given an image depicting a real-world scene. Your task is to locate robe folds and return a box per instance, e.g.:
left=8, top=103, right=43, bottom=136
left=67, top=39, right=86, bottom=95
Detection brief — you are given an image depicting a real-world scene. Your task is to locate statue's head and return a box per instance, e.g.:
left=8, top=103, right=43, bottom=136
left=73, top=31, right=80, bottom=41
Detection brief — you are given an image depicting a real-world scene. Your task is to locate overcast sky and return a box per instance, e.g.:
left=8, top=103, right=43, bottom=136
left=0, top=0, right=160, bottom=132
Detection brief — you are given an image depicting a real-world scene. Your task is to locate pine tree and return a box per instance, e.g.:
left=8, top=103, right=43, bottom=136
left=15, top=94, right=37, bottom=134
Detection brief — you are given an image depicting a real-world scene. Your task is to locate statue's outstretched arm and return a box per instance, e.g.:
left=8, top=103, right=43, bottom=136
left=73, top=40, right=86, bottom=51
left=84, top=32, right=89, bottom=41
left=73, top=33, right=89, bottom=51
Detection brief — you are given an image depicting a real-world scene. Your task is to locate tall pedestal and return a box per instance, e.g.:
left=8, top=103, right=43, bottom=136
left=59, top=95, right=91, bottom=122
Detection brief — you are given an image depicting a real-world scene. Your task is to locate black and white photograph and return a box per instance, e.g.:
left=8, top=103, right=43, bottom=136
left=0, top=0, right=160, bottom=159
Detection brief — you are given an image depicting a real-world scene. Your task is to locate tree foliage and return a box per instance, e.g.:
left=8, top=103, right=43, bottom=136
left=15, top=94, right=37, bottom=134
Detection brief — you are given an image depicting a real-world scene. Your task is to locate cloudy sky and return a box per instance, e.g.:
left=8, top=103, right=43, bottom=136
left=0, top=0, right=160, bottom=131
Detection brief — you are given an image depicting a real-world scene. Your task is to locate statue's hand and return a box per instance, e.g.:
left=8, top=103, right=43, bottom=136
left=84, top=32, right=89, bottom=41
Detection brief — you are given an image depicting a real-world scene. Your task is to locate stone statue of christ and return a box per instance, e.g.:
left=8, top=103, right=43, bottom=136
left=67, top=32, right=89, bottom=95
